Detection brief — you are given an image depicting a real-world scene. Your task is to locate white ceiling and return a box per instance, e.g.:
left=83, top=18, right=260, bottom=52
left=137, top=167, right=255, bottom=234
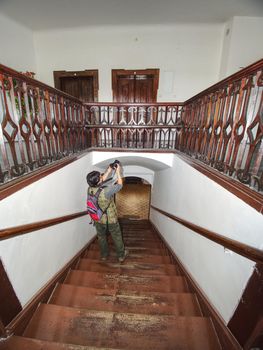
left=0, top=0, right=263, bottom=30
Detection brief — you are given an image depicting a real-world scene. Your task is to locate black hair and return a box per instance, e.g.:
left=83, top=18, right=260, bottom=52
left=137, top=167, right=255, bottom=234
left=86, top=171, right=100, bottom=187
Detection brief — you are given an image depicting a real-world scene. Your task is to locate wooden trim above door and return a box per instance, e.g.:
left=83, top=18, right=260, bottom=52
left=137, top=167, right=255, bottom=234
left=112, top=68, right=159, bottom=102
left=53, top=69, right=99, bottom=102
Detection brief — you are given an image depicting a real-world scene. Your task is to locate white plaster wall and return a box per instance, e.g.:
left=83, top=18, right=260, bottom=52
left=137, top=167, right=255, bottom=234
left=34, top=24, right=223, bottom=101
left=0, top=13, right=36, bottom=72
left=219, top=16, right=263, bottom=78
left=0, top=153, right=96, bottom=306
left=150, top=154, right=263, bottom=323
left=123, top=166, right=154, bottom=185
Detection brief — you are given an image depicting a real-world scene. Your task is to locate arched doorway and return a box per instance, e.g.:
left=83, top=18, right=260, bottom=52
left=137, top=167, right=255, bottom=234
left=116, top=177, right=151, bottom=220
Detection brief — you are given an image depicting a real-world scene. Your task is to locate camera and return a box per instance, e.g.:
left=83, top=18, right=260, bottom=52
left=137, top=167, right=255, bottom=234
left=109, top=160, right=120, bottom=170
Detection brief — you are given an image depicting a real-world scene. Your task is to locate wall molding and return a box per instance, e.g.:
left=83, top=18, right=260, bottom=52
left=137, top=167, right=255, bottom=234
left=150, top=221, right=242, bottom=350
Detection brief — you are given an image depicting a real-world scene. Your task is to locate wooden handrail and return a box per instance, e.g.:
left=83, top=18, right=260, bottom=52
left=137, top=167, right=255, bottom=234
left=0, top=63, right=82, bottom=103
left=0, top=211, right=87, bottom=240
left=151, top=205, right=263, bottom=264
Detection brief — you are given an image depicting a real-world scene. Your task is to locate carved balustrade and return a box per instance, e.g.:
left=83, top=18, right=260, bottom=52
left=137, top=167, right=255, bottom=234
left=84, top=103, right=183, bottom=149
left=0, top=60, right=262, bottom=193
left=180, top=59, right=263, bottom=192
left=0, top=64, right=86, bottom=184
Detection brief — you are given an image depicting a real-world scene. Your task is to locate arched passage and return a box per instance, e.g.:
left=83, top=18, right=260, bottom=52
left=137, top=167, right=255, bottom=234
left=116, top=176, right=151, bottom=220
left=92, top=152, right=173, bottom=220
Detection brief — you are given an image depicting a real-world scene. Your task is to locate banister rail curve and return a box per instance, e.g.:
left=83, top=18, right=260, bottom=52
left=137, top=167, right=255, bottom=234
left=151, top=205, right=263, bottom=264
left=0, top=211, right=87, bottom=240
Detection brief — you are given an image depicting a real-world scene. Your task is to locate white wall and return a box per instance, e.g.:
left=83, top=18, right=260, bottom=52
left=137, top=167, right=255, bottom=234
left=0, top=153, right=96, bottom=306
left=0, top=151, right=170, bottom=306
left=0, top=13, right=36, bottom=72
left=34, top=23, right=223, bottom=101
left=150, top=154, right=263, bottom=323
left=219, top=16, right=263, bottom=78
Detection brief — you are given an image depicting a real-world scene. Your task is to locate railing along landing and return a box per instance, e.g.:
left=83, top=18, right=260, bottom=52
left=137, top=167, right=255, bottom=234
left=0, top=60, right=262, bottom=193
left=0, top=64, right=86, bottom=184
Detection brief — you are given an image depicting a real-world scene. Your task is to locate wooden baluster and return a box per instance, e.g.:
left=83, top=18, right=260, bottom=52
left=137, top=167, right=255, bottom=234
left=195, top=96, right=209, bottom=157
left=192, top=102, right=200, bottom=153
left=237, top=83, right=263, bottom=186
left=59, top=97, right=68, bottom=154
left=228, top=75, right=254, bottom=176
left=203, top=92, right=219, bottom=164
left=31, top=88, right=48, bottom=166
left=185, top=102, right=195, bottom=154
left=20, top=81, right=37, bottom=170
left=209, top=88, right=227, bottom=166
left=219, top=82, right=240, bottom=172
left=181, top=104, right=190, bottom=152
left=43, top=90, right=56, bottom=159
left=199, top=95, right=213, bottom=162
left=50, top=94, right=61, bottom=159
left=1, top=76, right=27, bottom=178
left=80, top=104, right=86, bottom=149
left=0, top=76, right=11, bottom=182
left=214, top=85, right=233, bottom=169
left=54, top=94, right=64, bottom=155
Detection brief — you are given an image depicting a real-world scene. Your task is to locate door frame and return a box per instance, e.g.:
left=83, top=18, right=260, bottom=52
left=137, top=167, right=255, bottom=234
left=112, top=68, right=159, bottom=102
left=53, top=69, right=99, bottom=101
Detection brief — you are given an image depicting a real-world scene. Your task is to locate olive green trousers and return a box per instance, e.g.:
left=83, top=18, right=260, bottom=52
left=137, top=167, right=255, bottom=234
left=95, top=222, right=125, bottom=259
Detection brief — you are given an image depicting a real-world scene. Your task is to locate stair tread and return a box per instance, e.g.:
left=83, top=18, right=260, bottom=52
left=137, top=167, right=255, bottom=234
left=77, top=258, right=180, bottom=276
left=65, top=270, right=189, bottom=293
left=49, top=283, right=202, bottom=316
left=89, top=246, right=168, bottom=255
left=0, top=336, right=119, bottom=350
left=85, top=250, right=172, bottom=263
left=23, top=304, right=221, bottom=350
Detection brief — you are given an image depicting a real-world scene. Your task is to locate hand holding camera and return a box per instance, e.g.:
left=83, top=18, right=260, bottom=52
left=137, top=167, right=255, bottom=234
left=109, top=160, right=120, bottom=170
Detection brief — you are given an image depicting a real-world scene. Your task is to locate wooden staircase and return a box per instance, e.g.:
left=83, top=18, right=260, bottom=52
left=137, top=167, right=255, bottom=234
left=0, top=220, right=222, bottom=349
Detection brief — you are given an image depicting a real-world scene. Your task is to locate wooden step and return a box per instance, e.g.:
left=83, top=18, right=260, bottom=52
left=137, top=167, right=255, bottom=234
left=106, top=239, right=163, bottom=247
left=64, top=270, right=189, bottom=293
left=76, top=258, right=180, bottom=276
left=0, top=336, right=119, bottom=350
left=88, top=245, right=168, bottom=255
left=49, top=283, right=202, bottom=316
left=23, top=304, right=221, bottom=350
left=85, top=250, right=172, bottom=264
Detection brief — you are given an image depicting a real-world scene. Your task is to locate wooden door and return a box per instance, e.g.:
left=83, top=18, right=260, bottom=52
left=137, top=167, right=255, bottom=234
left=54, top=70, right=99, bottom=102
left=112, top=69, right=159, bottom=102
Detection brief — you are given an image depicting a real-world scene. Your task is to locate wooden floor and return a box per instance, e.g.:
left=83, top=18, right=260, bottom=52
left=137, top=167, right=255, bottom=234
left=0, top=220, right=222, bottom=350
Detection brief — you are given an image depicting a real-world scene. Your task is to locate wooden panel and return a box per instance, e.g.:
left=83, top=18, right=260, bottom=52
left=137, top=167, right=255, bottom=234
left=53, top=70, right=98, bottom=102
left=112, top=69, right=159, bottom=102
left=115, top=75, right=135, bottom=103
left=135, top=75, right=155, bottom=103
left=116, top=183, right=151, bottom=220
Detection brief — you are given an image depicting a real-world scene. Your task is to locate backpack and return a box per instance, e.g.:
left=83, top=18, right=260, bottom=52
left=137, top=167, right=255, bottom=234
left=86, top=187, right=108, bottom=222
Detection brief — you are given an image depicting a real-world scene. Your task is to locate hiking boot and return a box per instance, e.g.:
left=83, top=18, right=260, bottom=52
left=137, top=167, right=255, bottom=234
left=118, top=249, right=129, bottom=263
